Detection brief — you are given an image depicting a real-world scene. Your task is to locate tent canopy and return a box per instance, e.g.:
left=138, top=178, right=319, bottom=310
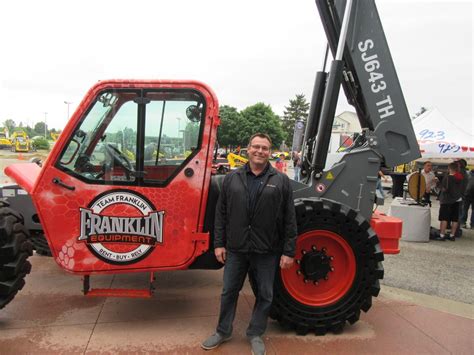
left=411, top=108, right=474, bottom=159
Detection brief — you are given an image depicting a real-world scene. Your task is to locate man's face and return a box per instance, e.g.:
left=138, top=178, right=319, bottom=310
left=248, top=136, right=271, bottom=166
left=424, top=163, right=432, bottom=173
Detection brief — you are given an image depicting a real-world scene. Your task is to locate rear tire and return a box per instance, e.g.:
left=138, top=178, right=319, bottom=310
left=30, top=231, right=52, bottom=256
left=271, top=198, right=384, bottom=335
left=0, top=203, right=33, bottom=309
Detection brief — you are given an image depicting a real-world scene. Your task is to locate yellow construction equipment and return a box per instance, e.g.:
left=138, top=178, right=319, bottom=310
left=227, top=148, right=248, bottom=168
left=0, top=127, right=11, bottom=149
left=51, top=132, right=61, bottom=141
left=10, top=131, right=30, bottom=153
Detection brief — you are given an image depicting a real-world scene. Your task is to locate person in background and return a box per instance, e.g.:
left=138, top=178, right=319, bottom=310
left=456, top=159, right=469, bottom=233
left=275, top=153, right=287, bottom=173
left=376, top=170, right=388, bottom=197
left=292, top=151, right=302, bottom=182
left=434, top=162, right=464, bottom=241
left=460, top=167, right=474, bottom=229
left=420, top=161, right=438, bottom=206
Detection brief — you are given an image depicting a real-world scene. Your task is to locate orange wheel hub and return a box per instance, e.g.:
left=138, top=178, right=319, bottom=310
left=281, top=230, right=356, bottom=307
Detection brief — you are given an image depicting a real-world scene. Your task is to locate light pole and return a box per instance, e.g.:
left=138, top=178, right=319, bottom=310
left=176, top=117, right=181, bottom=155
left=43, top=112, right=48, bottom=139
left=176, top=117, right=181, bottom=135
left=180, top=129, right=186, bottom=154
left=64, top=101, right=72, bottom=120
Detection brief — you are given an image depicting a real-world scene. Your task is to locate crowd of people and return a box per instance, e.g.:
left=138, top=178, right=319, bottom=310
left=274, top=150, right=302, bottom=181
left=417, top=159, right=473, bottom=241
left=275, top=153, right=474, bottom=241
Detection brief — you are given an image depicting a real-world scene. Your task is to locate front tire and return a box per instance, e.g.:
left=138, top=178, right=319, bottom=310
left=271, top=198, right=384, bottom=335
left=0, top=203, right=33, bottom=309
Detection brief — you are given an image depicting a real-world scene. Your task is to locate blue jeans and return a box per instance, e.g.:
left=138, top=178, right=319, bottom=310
left=460, top=199, right=474, bottom=225
left=216, top=251, right=278, bottom=338
left=294, top=166, right=301, bottom=182
left=376, top=179, right=385, bottom=197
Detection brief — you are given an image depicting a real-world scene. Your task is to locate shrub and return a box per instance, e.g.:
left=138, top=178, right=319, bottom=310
left=32, top=137, right=50, bottom=150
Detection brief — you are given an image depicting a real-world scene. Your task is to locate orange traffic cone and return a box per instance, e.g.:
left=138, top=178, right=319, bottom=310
left=17, top=153, right=24, bottom=160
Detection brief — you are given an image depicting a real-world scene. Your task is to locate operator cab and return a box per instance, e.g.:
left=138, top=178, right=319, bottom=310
left=57, top=89, right=205, bottom=186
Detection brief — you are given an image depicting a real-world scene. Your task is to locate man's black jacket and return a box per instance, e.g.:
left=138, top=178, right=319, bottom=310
left=214, top=163, right=297, bottom=257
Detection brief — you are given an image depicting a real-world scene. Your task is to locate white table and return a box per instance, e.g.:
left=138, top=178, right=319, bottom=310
left=388, top=197, right=431, bottom=242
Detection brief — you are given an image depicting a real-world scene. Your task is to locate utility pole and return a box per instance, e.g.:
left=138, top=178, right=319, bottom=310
left=64, top=101, right=72, bottom=120
left=44, top=112, right=48, bottom=139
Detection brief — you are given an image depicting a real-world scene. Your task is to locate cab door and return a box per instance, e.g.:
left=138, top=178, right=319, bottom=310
left=33, top=81, right=218, bottom=273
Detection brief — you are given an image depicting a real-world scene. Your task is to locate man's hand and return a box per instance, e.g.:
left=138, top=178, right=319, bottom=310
left=215, top=247, right=226, bottom=264
left=280, top=255, right=294, bottom=269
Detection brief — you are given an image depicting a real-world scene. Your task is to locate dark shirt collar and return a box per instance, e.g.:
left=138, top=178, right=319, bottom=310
left=245, top=162, right=271, bottom=177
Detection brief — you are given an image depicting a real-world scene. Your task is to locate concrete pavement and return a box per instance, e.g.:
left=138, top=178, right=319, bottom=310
left=0, top=254, right=473, bottom=354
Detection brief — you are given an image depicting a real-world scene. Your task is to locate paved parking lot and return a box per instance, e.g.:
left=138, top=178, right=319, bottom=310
left=0, top=252, right=473, bottom=354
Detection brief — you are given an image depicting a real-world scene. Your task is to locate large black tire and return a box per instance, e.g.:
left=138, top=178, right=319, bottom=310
left=0, top=203, right=33, bottom=309
left=30, top=231, right=52, bottom=257
left=271, top=198, right=384, bottom=335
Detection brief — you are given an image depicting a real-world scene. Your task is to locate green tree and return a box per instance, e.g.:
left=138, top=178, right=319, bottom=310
left=184, top=121, right=200, bottom=150
left=239, top=103, right=285, bottom=148
left=3, top=119, right=15, bottom=134
left=34, top=121, right=47, bottom=137
left=24, top=126, right=35, bottom=138
left=282, top=94, right=310, bottom=147
left=218, top=105, right=243, bottom=149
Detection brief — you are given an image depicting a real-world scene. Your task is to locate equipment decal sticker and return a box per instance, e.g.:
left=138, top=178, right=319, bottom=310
left=78, top=190, right=164, bottom=265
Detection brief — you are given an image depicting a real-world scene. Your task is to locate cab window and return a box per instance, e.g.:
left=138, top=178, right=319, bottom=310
left=143, top=91, right=202, bottom=183
left=56, top=89, right=204, bottom=185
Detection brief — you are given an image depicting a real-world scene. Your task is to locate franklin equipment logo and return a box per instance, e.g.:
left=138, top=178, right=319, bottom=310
left=78, top=191, right=164, bottom=265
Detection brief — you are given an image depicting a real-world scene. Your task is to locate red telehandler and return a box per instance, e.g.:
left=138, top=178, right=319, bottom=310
left=0, top=0, right=419, bottom=335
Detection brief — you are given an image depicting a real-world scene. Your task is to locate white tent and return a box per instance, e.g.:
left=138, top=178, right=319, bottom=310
left=411, top=108, right=474, bottom=160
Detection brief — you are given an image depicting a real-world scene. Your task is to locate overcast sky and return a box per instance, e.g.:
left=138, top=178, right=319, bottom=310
left=0, top=0, right=472, bottom=134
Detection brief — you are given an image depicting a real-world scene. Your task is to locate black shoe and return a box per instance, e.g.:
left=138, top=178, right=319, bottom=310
left=433, top=235, right=446, bottom=241
left=445, top=234, right=455, bottom=241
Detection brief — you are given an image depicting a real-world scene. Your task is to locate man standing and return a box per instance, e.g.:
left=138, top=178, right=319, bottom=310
left=292, top=151, right=302, bottom=182
left=434, top=162, right=464, bottom=241
left=421, top=161, right=437, bottom=205
left=201, top=133, right=297, bottom=355
left=460, top=168, right=474, bottom=229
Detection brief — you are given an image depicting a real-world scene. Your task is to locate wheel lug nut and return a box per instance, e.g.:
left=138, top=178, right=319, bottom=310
left=297, top=270, right=302, bottom=275
left=301, top=250, right=306, bottom=255
left=312, top=245, right=317, bottom=251
left=324, top=276, right=329, bottom=280
left=330, top=256, right=334, bottom=261
left=330, top=267, right=334, bottom=272
left=313, top=281, right=319, bottom=285
left=296, top=259, right=301, bottom=264
left=322, top=247, right=327, bottom=252
left=304, top=279, right=309, bottom=284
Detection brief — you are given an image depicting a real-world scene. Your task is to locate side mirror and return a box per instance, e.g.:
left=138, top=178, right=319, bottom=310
left=59, top=139, right=80, bottom=165
left=186, top=105, right=201, bottom=123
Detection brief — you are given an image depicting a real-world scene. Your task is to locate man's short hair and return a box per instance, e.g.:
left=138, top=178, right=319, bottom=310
left=248, top=133, right=272, bottom=147
left=424, top=161, right=432, bottom=166
left=448, top=162, right=459, bottom=172
left=458, top=158, right=467, bottom=168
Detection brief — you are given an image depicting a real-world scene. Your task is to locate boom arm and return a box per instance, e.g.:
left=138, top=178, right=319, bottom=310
left=296, top=0, right=421, bottom=220
left=303, top=0, right=420, bottom=175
